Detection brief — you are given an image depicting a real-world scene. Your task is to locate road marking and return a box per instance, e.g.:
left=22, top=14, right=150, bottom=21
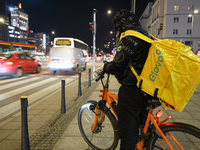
left=0, top=77, right=39, bottom=90
left=0, top=77, right=76, bottom=120
left=0, top=78, right=58, bottom=101
left=0, top=76, right=29, bottom=84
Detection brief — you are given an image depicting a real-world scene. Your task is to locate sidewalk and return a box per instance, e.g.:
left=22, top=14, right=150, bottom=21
left=52, top=76, right=200, bottom=150
left=0, top=75, right=200, bottom=150
left=52, top=75, right=121, bottom=150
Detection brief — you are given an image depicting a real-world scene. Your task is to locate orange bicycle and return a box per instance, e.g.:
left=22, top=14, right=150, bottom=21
left=78, top=70, right=200, bottom=150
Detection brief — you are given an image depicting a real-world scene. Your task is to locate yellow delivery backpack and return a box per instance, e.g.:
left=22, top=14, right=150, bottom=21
left=120, top=30, right=200, bottom=112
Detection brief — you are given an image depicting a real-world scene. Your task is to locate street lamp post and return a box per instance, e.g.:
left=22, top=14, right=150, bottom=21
left=51, top=31, right=55, bottom=46
left=107, top=10, right=118, bottom=49
left=131, top=0, right=136, bottom=14
left=93, top=9, right=97, bottom=79
left=0, top=18, right=4, bottom=40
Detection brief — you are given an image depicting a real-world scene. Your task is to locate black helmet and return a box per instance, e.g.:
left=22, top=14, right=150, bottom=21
left=112, top=9, right=148, bottom=36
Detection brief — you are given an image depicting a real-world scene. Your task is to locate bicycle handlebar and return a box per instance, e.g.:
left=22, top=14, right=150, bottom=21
left=95, top=70, right=105, bottom=82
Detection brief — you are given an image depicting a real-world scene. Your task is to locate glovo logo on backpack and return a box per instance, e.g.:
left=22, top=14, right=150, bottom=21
left=149, top=49, right=164, bottom=81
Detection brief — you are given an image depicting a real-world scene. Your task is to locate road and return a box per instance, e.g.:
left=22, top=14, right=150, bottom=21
left=0, top=60, right=104, bottom=121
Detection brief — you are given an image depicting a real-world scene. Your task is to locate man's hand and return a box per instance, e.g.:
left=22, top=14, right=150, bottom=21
left=103, top=61, right=110, bottom=73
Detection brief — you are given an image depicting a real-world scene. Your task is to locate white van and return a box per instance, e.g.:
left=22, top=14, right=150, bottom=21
left=48, top=37, right=88, bottom=74
left=82, top=50, right=89, bottom=61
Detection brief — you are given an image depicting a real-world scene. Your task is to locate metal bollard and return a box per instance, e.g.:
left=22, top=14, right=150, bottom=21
left=61, top=79, right=66, bottom=113
left=78, top=71, right=82, bottom=96
left=21, top=96, right=30, bottom=150
left=88, top=68, right=91, bottom=87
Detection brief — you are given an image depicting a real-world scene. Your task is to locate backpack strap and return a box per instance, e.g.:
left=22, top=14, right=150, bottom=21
left=129, top=63, right=139, bottom=81
left=119, top=30, right=156, bottom=43
left=120, top=30, right=156, bottom=89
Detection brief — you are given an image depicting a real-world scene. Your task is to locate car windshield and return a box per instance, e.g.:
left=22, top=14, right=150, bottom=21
left=0, top=54, right=12, bottom=59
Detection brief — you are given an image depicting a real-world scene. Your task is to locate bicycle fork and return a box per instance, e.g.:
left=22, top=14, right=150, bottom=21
left=92, top=106, right=105, bottom=132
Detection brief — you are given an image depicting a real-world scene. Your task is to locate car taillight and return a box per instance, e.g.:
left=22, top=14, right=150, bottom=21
left=71, top=59, right=75, bottom=63
left=4, top=62, right=13, bottom=65
left=47, top=59, right=52, bottom=63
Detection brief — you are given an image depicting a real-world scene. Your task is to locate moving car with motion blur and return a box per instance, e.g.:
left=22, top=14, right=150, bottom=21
left=0, top=52, right=41, bottom=78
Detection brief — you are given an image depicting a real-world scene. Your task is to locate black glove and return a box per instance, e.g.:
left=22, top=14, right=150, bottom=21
left=103, top=62, right=110, bottom=73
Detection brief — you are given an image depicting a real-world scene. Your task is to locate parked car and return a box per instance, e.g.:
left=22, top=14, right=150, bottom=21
left=0, top=52, right=41, bottom=78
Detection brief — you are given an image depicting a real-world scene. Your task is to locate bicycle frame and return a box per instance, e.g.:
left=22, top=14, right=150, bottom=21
left=92, top=74, right=183, bottom=150
left=92, top=74, right=118, bottom=131
left=136, top=109, right=178, bottom=150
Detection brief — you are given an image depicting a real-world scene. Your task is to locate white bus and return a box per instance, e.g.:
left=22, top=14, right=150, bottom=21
left=48, top=37, right=88, bottom=74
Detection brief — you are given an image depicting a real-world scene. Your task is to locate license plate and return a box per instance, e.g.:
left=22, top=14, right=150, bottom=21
left=52, top=59, right=59, bottom=62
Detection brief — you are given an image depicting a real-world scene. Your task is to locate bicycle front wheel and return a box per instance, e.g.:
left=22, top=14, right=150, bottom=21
left=78, top=101, right=118, bottom=150
left=147, top=122, right=200, bottom=150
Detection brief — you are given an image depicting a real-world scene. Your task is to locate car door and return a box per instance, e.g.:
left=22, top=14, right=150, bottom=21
left=25, top=54, right=36, bottom=72
left=16, top=54, right=28, bottom=72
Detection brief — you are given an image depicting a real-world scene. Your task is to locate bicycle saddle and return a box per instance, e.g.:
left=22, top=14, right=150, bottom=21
left=147, top=99, right=161, bottom=109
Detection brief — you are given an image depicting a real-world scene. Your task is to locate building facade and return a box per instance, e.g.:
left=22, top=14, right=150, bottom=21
left=0, top=0, right=7, bottom=22
left=0, top=0, right=9, bottom=41
left=34, top=33, right=47, bottom=53
left=10, top=5, right=29, bottom=43
left=139, top=0, right=200, bottom=54
left=0, top=2, right=51, bottom=53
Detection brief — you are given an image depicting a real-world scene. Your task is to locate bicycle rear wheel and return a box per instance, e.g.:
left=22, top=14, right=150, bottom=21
left=78, top=101, right=118, bottom=150
left=147, top=122, right=200, bottom=150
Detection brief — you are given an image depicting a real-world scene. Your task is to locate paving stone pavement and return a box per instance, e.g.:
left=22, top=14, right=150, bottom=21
left=0, top=75, right=200, bottom=150
left=0, top=74, right=100, bottom=150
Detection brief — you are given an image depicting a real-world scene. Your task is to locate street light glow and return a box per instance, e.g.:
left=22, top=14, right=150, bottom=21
left=52, top=31, right=55, bottom=34
left=9, top=7, right=13, bottom=11
left=108, top=10, right=111, bottom=14
left=0, top=18, right=4, bottom=22
left=110, top=31, right=113, bottom=34
left=194, top=10, right=198, bottom=13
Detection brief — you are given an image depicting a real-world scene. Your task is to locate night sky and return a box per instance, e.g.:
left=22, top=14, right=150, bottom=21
left=6, top=0, right=153, bottom=51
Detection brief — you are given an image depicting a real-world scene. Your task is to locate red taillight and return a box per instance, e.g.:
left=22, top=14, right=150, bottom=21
left=3, top=62, right=13, bottom=65
left=47, top=59, right=52, bottom=63
left=156, top=110, right=162, bottom=118
left=71, top=59, right=75, bottom=63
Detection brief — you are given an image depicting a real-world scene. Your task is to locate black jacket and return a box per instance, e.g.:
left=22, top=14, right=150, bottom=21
left=106, top=31, right=151, bottom=85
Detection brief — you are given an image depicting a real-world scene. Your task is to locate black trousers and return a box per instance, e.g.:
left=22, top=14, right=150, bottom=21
left=118, top=85, right=149, bottom=150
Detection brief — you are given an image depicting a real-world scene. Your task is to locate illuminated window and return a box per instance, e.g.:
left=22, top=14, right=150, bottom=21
left=174, top=17, right=179, bottom=23
left=174, top=5, right=180, bottom=11
left=173, top=29, right=178, bottom=34
left=188, top=5, right=194, bottom=10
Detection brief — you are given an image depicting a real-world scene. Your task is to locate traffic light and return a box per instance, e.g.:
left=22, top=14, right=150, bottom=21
left=160, top=23, right=163, bottom=30
left=158, top=29, right=161, bottom=35
left=89, top=22, right=93, bottom=32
